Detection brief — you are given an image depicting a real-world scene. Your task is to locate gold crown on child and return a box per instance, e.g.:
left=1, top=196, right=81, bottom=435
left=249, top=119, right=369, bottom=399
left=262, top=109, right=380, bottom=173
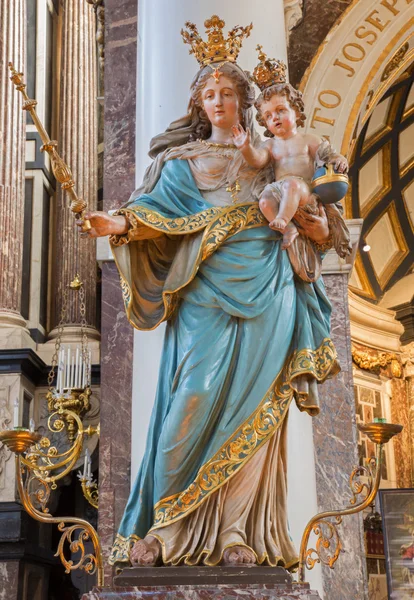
left=252, top=45, right=287, bottom=91
left=181, top=15, right=253, bottom=66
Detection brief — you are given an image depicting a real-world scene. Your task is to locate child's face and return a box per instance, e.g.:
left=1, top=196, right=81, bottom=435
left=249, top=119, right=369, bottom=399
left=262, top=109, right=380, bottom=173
left=260, top=94, right=297, bottom=138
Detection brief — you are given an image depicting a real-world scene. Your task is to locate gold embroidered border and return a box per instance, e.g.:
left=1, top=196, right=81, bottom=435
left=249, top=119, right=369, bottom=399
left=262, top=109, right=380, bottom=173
left=108, top=338, right=338, bottom=565
left=110, top=205, right=223, bottom=246
left=114, top=203, right=268, bottom=331
left=288, top=340, right=340, bottom=382
left=109, top=531, right=299, bottom=570
left=149, top=338, right=337, bottom=531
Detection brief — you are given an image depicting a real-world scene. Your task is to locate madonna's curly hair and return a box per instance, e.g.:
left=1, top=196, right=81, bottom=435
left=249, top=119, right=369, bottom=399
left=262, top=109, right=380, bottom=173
left=255, top=83, right=306, bottom=138
left=189, top=63, right=255, bottom=141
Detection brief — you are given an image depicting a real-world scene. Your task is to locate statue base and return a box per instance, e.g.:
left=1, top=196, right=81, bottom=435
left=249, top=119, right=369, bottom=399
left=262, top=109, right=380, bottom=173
left=81, top=566, right=322, bottom=599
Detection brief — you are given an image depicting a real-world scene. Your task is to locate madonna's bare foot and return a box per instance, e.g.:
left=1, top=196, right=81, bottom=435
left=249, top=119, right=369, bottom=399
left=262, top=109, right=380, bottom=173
left=222, top=545, right=256, bottom=565
left=130, top=535, right=161, bottom=566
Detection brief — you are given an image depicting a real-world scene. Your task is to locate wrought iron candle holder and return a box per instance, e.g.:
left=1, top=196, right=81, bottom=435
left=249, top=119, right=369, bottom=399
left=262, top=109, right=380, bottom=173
left=297, top=421, right=402, bottom=583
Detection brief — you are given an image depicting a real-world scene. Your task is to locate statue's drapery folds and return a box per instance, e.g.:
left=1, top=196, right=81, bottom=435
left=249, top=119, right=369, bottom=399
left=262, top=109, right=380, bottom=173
left=108, top=149, right=340, bottom=567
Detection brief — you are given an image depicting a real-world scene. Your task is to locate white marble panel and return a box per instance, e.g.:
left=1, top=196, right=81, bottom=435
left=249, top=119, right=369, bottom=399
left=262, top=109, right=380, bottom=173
left=348, top=263, right=362, bottom=291
left=366, top=211, right=399, bottom=278
left=403, top=180, right=414, bottom=229
left=404, top=82, right=414, bottom=117
left=359, top=150, right=383, bottom=210
left=364, top=96, right=391, bottom=143
left=399, top=123, right=414, bottom=171
left=26, top=139, right=36, bottom=161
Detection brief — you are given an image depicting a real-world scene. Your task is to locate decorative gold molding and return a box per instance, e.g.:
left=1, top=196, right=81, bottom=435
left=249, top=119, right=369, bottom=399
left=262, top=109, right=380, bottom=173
left=341, top=25, right=414, bottom=157
left=352, top=345, right=402, bottom=378
left=348, top=252, right=376, bottom=300
left=402, top=180, right=414, bottom=233
left=362, top=87, right=403, bottom=154
left=381, top=42, right=410, bottom=82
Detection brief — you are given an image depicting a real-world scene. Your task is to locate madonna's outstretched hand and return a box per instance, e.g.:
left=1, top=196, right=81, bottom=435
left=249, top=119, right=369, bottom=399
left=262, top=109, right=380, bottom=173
left=76, top=211, right=129, bottom=238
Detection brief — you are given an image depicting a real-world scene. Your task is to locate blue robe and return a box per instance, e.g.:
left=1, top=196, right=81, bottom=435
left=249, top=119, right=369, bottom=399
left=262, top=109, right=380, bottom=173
left=109, top=159, right=339, bottom=565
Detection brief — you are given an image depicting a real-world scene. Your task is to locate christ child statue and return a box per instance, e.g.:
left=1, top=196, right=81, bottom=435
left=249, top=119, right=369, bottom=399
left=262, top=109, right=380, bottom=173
left=232, top=47, right=349, bottom=249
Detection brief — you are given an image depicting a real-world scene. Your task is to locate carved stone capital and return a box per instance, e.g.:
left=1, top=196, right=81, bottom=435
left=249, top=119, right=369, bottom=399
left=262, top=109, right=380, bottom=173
left=402, top=342, right=414, bottom=379
left=284, top=0, right=303, bottom=41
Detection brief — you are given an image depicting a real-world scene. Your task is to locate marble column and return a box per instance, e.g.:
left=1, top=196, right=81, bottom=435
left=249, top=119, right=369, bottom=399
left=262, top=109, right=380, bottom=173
left=0, top=0, right=32, bottom=348
left=51, top=0, right=98, bottom=332
left=314, top=255, right=367, bottom=600
left=402, top=342, right=414, bottom=486
left=98, top=0, right=137, bottom=584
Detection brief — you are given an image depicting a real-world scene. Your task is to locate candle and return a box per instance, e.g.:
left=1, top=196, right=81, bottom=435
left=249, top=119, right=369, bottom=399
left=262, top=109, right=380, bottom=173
left=29, top=418, right=35, bottom=432
left=66, top=347, right=71, bottom=390
left=75, top=347, right=80, bottom=388
left=13, top=398, right=19, bottom=428
left=83, top=448, right=90, bottom=479
left=60, top=348, right=65, bottom=393
left=87, top=450, right=92, bottom=480
left=62, top=347, right=66, bottom=390
left=71, top=353, right=75, bottom=389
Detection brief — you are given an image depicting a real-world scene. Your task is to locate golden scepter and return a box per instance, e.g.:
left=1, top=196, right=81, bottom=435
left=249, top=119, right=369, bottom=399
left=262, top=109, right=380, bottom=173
left=8, top=63, right=91, bottom=232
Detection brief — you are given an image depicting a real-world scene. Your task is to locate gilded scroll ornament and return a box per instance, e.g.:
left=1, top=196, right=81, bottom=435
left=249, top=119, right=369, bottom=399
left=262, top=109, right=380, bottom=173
left=381, top=42, right=410, bottom=82
left=298, top=422, right=403, bottom=583
left=352, top=346, right=402, bottom=378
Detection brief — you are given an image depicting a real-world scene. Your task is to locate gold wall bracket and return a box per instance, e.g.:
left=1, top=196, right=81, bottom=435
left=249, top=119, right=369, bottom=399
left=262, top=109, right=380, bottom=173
left=0, top=413, right=103, bottom=586
left=297, top=422, right=402, bottom=583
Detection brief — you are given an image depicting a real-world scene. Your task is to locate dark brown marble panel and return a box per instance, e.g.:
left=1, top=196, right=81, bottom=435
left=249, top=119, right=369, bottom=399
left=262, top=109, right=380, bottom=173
left=288, top=0, right=354, bottom=87
left=100, top=0, right=137, bottom=584
left=104, top=0, right=138, bottom=211
left=82, top=584, right=322, bottom=600
left=313, top=273, right=366, bottom=600
left=99, top=263, right=134, bottom=576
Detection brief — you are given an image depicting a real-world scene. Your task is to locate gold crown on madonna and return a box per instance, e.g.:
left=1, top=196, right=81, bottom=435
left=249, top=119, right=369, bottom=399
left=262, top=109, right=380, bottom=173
left=181, top=15, right=253, bottom=66
left=252, top=45, right=287, bottom=91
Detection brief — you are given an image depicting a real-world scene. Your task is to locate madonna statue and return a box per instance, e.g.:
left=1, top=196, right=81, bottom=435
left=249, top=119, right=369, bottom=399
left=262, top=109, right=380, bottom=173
left=79, top=16, right=345, bottom=569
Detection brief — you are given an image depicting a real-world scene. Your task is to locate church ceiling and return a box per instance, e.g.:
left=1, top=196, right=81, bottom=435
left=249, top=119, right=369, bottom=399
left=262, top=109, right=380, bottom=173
left=348, top=67, right=414, bottom=303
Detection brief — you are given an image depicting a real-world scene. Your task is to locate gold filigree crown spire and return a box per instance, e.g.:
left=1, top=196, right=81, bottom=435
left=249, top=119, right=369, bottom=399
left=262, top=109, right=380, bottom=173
left=181, top=15, right=253, bottom=66
left=252, top=45, right=287, bottom=91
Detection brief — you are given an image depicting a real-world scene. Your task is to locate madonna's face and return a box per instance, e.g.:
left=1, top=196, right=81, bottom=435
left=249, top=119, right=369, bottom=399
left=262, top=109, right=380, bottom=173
left=201, top=75, right=240, bottom=130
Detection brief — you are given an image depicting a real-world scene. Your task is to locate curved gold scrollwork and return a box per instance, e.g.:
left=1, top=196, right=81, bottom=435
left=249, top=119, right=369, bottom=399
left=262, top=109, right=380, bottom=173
left=349, top=458, right=376, bottom=505
left=303, top=516, right=343, bottom=571
left=17, top=457, right=104, bottom=586
left=298, top=447, right=381, bottom=583
left=298, top=422, right=403, bottom=584
left=56, top=522, right=99, bottom=576
left=22, top=409, right=88, bottom=485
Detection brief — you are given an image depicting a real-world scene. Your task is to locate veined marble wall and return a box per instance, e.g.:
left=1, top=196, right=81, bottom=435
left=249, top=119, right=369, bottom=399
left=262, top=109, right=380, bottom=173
left=98, top=0, right=137, bottom=584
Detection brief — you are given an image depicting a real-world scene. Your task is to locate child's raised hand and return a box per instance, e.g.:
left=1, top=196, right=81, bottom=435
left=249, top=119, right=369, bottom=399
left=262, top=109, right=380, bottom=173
left=232, top=124, right=250, bottom=150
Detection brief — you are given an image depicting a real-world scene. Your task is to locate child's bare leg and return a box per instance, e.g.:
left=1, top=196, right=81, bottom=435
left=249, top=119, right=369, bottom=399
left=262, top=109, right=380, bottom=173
left=259, top=189, right=279, bottom=224
left=270, top=178, right=305, bottom=231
